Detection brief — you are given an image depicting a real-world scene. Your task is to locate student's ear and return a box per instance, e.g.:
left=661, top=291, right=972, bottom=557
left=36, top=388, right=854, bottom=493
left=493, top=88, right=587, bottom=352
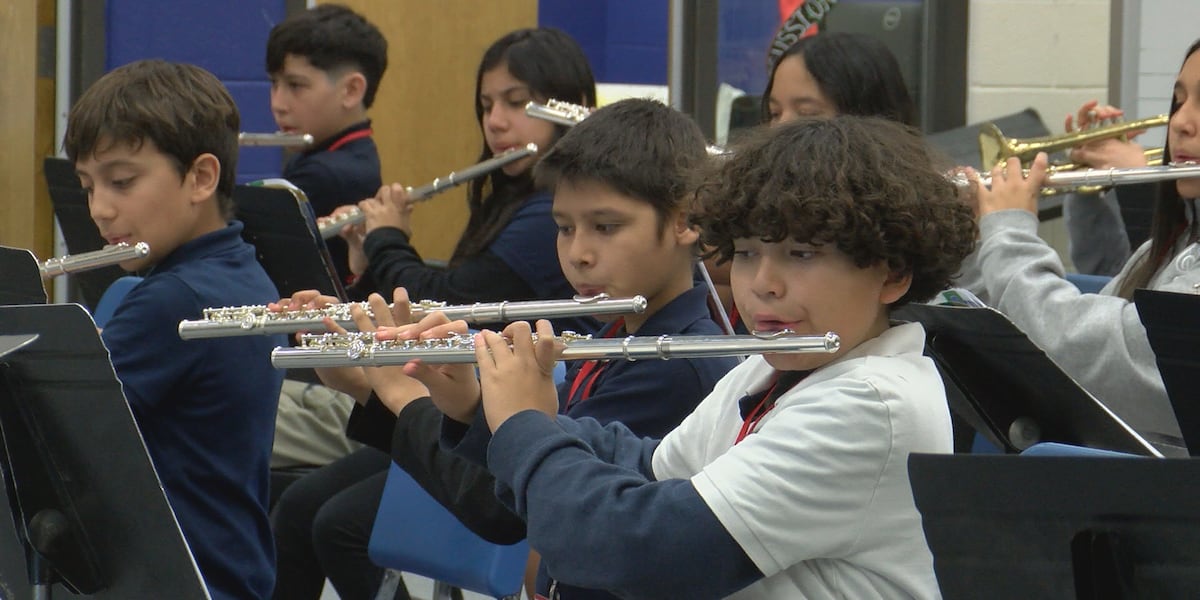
left=670, top=210, right=700, bottom=246
left=879, top=270, right=913, bottom=305
left=186, top=153, right=221, bottom=205
left=340, top=72, right=367, bottom=110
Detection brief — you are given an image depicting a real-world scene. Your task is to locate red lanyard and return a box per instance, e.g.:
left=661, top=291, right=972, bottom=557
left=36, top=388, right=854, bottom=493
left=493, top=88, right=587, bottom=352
left=564, top=318, right=624, bottom=412
left=327, top=128, right=373, bottom=152
left=734, top=376, right=782, bottom=445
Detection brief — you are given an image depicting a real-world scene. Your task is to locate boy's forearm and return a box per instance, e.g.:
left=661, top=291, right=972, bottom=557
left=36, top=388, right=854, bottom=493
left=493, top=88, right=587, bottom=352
left=485, top=411, right=761, bottom=597
left=390, top=398, right=527, bottom=544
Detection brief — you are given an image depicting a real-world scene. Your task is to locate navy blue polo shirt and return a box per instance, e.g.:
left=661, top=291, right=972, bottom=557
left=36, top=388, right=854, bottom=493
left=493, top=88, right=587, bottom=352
left=560, top=283, right=737, bottom=444
left=101, top=222, right=285, bottom=600
left=283, top=120, right=381, bottom=282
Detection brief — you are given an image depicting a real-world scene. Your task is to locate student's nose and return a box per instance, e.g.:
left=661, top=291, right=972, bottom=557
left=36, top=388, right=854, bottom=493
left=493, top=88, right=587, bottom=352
left=1172, top=99, right=1199, bottom=140
left=563, top=235, right=594, bottom=270
left=87, top=188, right=117, bottom=223
left=749, top=257, right=784, bottom=298
left=484, top=105, right=509, bottom=133
left=269, top=84, right=287, bottom=116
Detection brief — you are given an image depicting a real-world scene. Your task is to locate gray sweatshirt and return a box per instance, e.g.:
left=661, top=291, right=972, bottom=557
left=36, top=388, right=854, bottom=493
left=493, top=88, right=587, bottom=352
left=957, top=200, right=1200, bottom=450
left=1063, top=189, right=1132, bottom=276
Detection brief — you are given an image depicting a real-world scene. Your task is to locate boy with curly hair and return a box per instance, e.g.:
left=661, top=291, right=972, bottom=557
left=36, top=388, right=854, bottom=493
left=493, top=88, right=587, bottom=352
left=444, top=115, right=978, bottom=599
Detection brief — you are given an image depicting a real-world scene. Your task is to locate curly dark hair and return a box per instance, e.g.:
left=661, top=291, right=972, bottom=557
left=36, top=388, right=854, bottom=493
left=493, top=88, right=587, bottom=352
left=692, top=115, right=977, bottom=307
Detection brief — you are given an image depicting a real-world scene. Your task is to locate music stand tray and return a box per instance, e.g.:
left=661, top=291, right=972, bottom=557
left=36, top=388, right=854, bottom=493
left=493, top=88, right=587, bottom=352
left=895, top=303, right=1160, bottom=456
left=0, top=304, right=209, bottom=598
left=1134, top=289, right=1200, bottom=455
left=910, top=453, right=1200, bottom=600
left=0, top=248, right=47, bottom=306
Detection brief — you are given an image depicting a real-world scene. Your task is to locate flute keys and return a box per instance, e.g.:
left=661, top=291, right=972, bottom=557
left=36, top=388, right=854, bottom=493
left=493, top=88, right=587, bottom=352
left=347, top=338, right=367, bottom=360
left=240, top=312, right=259, bottom=330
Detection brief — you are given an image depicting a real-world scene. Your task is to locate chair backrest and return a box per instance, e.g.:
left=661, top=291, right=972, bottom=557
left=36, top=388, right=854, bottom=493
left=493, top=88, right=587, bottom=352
left=368, top=464, right=528, bottom=599
left=1019, top=442, right=1142, bottom=458
left=93, top=276, right=144, bottom=329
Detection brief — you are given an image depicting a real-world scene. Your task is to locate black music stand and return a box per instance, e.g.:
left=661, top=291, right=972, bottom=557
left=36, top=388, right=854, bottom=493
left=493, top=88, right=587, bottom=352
left=909, top=453, right=1200, bottom=600
left=43, top=157, right=346, bottom=304
left=894, top=303, right=1161, bottom=456
left=1134, top=289, right=1200, bottom=455
left=233, top=182, right=346, bottom=300
left=0, top=248, right=47, bottom=305
left=0, top=304, right=209, bottom=599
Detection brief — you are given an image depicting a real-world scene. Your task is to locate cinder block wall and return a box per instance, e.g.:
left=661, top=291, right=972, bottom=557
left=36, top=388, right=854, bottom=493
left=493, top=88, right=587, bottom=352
left=967, top=0, right=1110, bottom=129
left=967, top=0, right=1112, bottom=270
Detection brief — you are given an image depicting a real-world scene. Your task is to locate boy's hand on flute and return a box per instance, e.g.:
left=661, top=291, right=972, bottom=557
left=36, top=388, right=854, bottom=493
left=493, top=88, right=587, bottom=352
left=380, top=303, right=482, bottom=424
left=476, top=319, right=561, bottom=433
left=335, top=292, right=429, bottom=415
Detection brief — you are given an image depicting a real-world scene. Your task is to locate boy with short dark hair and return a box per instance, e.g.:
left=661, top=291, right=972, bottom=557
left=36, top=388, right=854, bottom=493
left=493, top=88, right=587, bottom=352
left=266, top=2, right=388, bottom=473
left=446, top=115, right=979, bottom=599
left=65, top=59, right=284, bottom=600
left=285, top=98, right=739, bottom=600
left=266, top=2, right=387, bottom=281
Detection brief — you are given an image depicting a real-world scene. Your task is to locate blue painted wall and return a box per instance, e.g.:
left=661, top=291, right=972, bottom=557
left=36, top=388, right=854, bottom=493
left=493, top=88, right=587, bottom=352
left=538, top=0, right=781, bottom=96
left=105, top=0, right=286, bottom=184
left=101, top=0, right=783, bottom=182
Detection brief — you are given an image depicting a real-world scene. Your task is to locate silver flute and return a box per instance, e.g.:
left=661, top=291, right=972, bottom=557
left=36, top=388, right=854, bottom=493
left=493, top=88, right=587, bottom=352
left=955, top=163, right=1200, bottom=191
left=525, top=100, right=728, bottom=156
left=318, top=143, right=539, bottom=239
left=40, top=242, right=150, bottom=278
left=271, top=329, right=841, bottom=368
left=238, top=132, right=314, bottom=147
left=178, top=293, right=646, bottom=340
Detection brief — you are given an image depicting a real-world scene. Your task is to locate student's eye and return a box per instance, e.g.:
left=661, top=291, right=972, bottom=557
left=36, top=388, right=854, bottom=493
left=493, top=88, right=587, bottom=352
left=556, top=225, right=575, bottom=236
left=111, top=177, right=135, bottom=189
left=481, top=103, right=494, bottom=114
left=731, top=249, right=756, bottom=259
left=789, top=249, right=819, bottom=260
left=594, top=223, right=620, bottom=234
left=767, top=112, right=781, bottom=123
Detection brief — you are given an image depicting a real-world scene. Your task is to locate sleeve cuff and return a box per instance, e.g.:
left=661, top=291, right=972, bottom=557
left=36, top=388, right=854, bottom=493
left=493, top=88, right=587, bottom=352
left=485, top=410, right=564, bottom=487
left=439, top=408, right=493, bottom=467
left=345, top=392, right=404, bottom=450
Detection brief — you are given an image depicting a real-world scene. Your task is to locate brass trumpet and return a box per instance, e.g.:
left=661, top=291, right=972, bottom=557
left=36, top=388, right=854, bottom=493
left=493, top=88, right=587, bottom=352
left=978, top=114, right=1168, bottom=169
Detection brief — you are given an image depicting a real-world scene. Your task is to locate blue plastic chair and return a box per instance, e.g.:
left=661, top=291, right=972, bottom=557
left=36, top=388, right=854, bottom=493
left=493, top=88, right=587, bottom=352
left=1065, top=273, right=1112, bottom=294
left=92, top=276, right=143, bottom=328
left=369, top=464, right=528, bottom=600
left=1020, top=442, right=1142, bottom=458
